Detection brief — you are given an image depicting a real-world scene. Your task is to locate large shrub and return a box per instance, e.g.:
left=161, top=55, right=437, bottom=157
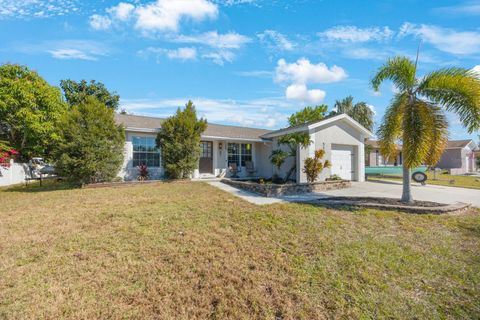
left=54, top=97, right=125, bottom=184
left=60, top=79, right=120, bottom=110
left=156, top=101, right=207, bottom=179
left=302, top=149, right=331, bottom=183
left=0, top=64, right=67, bottom=161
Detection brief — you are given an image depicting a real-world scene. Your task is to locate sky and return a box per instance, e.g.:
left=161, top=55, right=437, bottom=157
left=0, top=0, right=479, bottom=140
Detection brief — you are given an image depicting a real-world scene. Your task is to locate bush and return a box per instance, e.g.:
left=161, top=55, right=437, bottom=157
left=54, top=97, right=125, bottom=184
left=156, top=101, right=207, bottom=179
left=302, top=149, right=331, bottom=183
left=137, top=164, right=149, bottom=181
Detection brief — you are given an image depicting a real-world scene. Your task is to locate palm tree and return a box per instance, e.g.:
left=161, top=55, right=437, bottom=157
left=371, top=56, right=480, bottom=203
left=331, top=96, right=375, bottom=131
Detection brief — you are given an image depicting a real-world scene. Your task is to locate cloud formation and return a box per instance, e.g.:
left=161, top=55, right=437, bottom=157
left=275, top=58, right=347, bottom=84
left=285, top=84, right=326, bottom=104
left=257, top=30, right=295, bottom=51
left=399, top=23, right=480, bottom=55
left=274, top=58, right=347, bottom=103
left=89, top=0, right=218, bottom=33
left=0, top=0, right=80, bottom=19
left=318, top=25, right=394, bottom=42
left=138, top=47, right=197, bottom=62
left=16, top=40, right=109, bottom=61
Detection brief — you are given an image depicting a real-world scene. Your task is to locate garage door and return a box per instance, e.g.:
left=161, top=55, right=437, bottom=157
left=331, top=145, right=355, bottom=180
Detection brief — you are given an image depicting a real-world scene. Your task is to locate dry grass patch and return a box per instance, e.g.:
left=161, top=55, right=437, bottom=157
left=0, top=181, right=479, bottom=319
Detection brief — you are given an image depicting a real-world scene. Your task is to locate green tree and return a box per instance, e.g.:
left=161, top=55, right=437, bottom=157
left=288, top=105, right=328, bottom=126
left=60, top=79, right=120, bottom=110
left=156, top=101, right=207, bottom=179
left=329, top=95, right=374, bottom=131
left=269, top=105, right=326, bottom=182
left=0, top=64, right=67, bottom=161
left=372, top=56, right=480, bottom=203
left=54, top=97, right=125, bottom=184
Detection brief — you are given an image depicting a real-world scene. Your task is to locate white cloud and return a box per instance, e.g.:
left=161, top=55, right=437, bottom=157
left=173, top=31, right=251, bottom=49
left=285, top=84, right=325, bottom=104
left=235, top=70, right=273, bottom=78
left=257, top=30, right=295, bottom=51
left=138, top=47, right=197, bottom=62
left=107, top=2, right=135, bottom=21
left=399, top=23, right=480, bottom=55
left=0, top=0, right=80, bottom=19
left=318, top=25, right=394, bottom=42
left=48, top=49, right=97, bottom=60
left=89, top=14, right=112, bottom=30
left=16, top=40, right=109, bottom=61
left=202, top=50, right=235, bottom=65
left=90, top=0, right=218, bottom=33
left=121, top=97, right=294, bottom=128
left=166, top=47, right=197, bottom=60
left=275, top=58, right=347, bottom=84
left=434, top=2, right=480, bottom=16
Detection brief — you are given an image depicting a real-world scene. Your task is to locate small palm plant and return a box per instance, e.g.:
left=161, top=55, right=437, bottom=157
left=372, top=56, right=480, bottom=203
left=302, top=149, right=331, bottom=183
left=270, top=132, right=312, bottom=182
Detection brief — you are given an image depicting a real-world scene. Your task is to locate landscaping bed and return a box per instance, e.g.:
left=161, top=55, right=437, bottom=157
left=309, top=196, right=470, bottom=214
left=221, top=178, right=351, bottom=197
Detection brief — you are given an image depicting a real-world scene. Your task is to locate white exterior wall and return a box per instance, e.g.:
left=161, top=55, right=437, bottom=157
left=0, top=160, right=27, bottom=187
left=297, top=120, right=366, bottom=183
left=119, top=130, right=273, bottom=180
left=119, top=131, right=164, bottom=181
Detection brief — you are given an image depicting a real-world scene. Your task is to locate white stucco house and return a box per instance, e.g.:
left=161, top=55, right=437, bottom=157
left=114, top=113, right=373, bottom=183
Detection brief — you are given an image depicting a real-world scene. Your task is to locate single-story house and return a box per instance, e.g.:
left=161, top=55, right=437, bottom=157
left=114, top=113, right=373, bottom=183
left=436, top=140, right=478, bottom=174
left=365, top=139, right=478, bottom=174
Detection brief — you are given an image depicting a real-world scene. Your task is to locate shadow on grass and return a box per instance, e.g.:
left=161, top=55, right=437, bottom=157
left=2, top=180, right=80, bottom=193
left=296, top=201, right=364, bottom=212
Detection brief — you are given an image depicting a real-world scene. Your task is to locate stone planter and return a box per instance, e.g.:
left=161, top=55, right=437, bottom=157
left=221, top=179, right=351, bottom=197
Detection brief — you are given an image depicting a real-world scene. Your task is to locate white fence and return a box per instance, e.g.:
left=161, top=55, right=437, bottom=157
left=0, top=160, right=28, bottom=187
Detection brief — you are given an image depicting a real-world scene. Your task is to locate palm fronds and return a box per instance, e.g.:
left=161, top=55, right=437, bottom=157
left=417, top=68, right=480, bottom=133
left=371, top=56, right=417, bottom=92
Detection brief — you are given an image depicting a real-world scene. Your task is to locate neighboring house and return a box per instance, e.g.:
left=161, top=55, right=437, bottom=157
left=365, top=139, right=478, bottom=174
left=115, top=113, right=373, bottom=182
left=436, top=140, right=478, bottom=174
left=365, top=139, right=403, bottom=167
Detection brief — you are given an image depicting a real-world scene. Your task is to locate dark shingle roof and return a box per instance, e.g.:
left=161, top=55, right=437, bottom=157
left=114, top=113, right=272, bottom=140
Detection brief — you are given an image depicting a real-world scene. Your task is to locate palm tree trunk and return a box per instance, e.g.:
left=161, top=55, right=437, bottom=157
left=401, top=165, right=413, bottom=203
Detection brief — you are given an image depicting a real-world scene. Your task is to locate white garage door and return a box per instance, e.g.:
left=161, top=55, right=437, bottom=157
left=331, top=145, right=355, bottom=180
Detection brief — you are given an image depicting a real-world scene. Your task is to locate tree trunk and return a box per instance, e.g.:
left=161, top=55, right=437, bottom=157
left=401, top=165, right=413, bottom=203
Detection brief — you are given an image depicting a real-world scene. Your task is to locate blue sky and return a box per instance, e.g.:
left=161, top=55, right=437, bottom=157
left=1, top=0, right=479, bottom=140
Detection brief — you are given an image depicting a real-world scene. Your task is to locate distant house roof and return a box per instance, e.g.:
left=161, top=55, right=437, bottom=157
left=365, top=139, right=477, bottom=150
left=261, top=113, right=373, bottom=139
left=446, top=139, right=475, bottom=149
left=114, top=113, right=272, bottom=141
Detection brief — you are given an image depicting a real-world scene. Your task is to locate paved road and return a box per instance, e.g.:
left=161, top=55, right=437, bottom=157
left=310, top=180, right=480, bottom=207
left=209, top=180, right=480, bottom=207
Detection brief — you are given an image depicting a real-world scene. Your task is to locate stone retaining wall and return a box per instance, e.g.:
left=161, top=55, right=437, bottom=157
left=221, top=179, right=351, bottom=197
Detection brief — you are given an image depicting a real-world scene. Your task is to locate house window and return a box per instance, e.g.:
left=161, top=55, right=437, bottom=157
left=132, top=136, right=160, bottom=167
left=228, top=143, right=252, bottom=166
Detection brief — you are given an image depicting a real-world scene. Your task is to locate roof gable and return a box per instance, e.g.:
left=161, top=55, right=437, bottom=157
left=261, top=113, right=373, bottom=139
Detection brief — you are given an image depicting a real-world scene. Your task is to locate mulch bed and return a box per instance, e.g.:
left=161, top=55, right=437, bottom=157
left=307, top=196, right=470, bottom=214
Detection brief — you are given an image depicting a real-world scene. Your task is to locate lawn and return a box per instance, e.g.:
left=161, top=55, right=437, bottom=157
left=1, top=181, right=479, bottom=319
left=369, top=171, right=480, bottom=190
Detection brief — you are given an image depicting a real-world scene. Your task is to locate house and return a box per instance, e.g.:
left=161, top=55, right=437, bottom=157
left=365, top=139, right=403, bottom=167
left=365, top=139, right=478, bottom=174
left=114, top=113, right=373, bottom=183
left=436, top=140, right=478, bottom=174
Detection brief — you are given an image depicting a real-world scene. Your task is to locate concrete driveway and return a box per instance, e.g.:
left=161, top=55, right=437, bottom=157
left=209, top=180, right=480, bottom=207
left=307, top=180, right=480, bottom=208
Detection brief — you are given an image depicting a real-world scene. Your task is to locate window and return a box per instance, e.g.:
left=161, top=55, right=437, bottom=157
left=200, top=141, right=212, bottom=158
left=228, top=143, right=252, bottom=167
left=132, top=136, right=160, bottom=167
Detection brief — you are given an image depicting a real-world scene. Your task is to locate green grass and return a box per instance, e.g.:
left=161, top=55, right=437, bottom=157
left=369, top=172, right=480, bottom=190
left=1, top=181, right=479, bottom=319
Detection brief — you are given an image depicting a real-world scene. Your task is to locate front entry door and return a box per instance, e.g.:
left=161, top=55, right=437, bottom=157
left=199, top=141, right=213, bottom=174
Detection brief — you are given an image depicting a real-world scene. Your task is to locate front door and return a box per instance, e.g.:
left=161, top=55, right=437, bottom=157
left=199, top=141, right=213, bottom=174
